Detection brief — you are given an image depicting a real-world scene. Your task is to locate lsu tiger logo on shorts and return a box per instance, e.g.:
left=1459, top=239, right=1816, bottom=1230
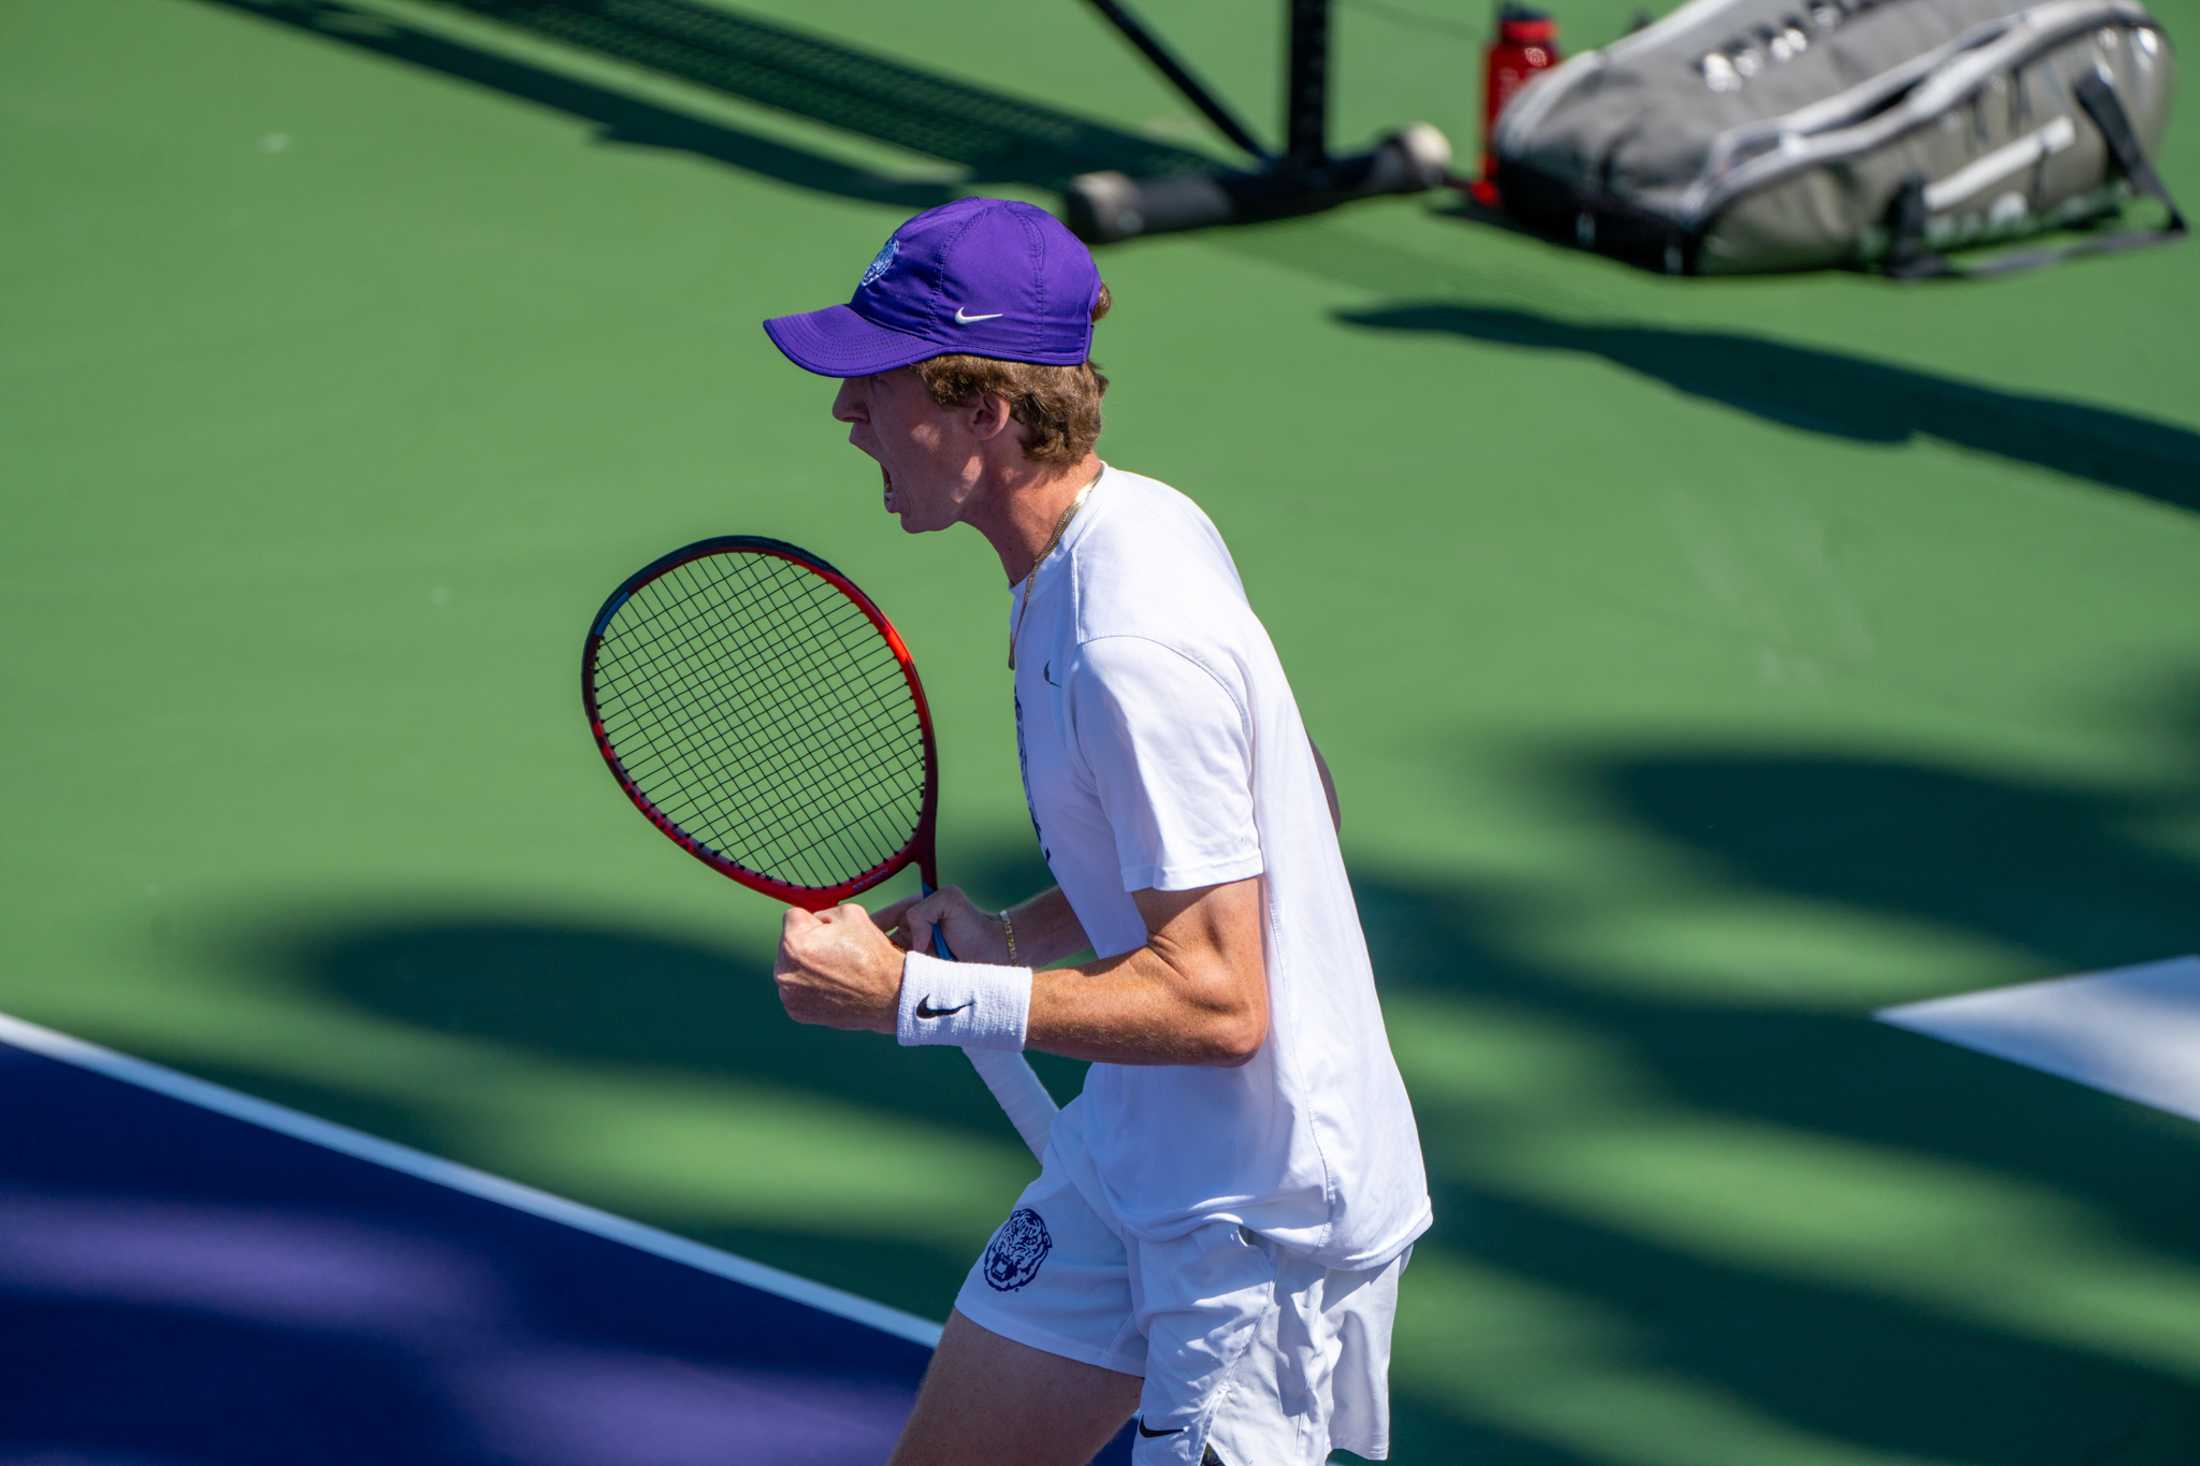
left=982, top=1207, right=1053, bottom=1292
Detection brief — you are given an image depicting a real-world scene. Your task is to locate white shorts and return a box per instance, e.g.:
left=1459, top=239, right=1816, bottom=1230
left=952, top=1154, right=1409, bottom=1466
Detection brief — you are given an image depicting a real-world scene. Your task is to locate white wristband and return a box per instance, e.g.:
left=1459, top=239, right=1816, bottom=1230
left=897, top=950, right=1032, bottom=1051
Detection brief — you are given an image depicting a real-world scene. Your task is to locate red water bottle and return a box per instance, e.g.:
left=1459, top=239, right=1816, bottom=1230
left=1474, top=3, right=1560, bottom=206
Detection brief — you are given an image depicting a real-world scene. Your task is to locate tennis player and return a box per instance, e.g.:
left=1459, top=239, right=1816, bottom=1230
left=761, top=198, right=1430, bottom=1466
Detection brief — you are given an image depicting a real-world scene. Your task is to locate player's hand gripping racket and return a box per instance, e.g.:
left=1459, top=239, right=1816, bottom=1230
left=582, top=536, right=1058, bottom=1160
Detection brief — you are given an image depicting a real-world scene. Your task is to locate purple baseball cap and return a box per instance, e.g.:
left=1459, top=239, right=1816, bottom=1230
left=762, top=198, right=1102, bottom=377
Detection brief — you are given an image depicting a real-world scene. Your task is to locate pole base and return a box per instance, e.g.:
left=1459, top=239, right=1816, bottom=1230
left=1064, top=123, right=1451, bottom=244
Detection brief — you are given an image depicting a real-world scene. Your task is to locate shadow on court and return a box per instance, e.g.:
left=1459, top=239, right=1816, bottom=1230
left=189, top=0, right=1218, bottom=199
left=187, top=682, right=2200, bottom=1464
left=1336, top=302, right=2200, bottom=517
left=0, top=1045, right=932, bottom=1464
left=189, top=904, right=1088, bottom=1296
left=1341, top=674, right=2200, bottom=1461
left=180, top=0, right=1509, bottom=309
left=1351, top=863, right=2198, bottom=1460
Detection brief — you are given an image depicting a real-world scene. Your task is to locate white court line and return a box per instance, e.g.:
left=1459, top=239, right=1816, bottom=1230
left=1877, top=956, right=2200, bottom=1126
left=0, top=1009, right=944, bottom=1349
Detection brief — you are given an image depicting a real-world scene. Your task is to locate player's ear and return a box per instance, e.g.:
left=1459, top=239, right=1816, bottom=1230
left=967, top=391, right=1014, bottom=442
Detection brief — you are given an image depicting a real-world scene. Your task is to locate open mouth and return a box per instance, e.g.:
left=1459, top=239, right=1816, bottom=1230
left=853, top=435, right=895, bottom=512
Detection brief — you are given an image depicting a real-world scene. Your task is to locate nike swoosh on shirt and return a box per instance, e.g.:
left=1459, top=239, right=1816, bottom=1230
left=914, top=997, right=974, bottom=1020
left=954, top=307, right=1004, bottom=323
left=1135, top=1419, right=1185, bottom=1439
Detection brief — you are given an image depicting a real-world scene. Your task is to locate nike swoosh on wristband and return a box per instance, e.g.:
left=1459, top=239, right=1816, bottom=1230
left=1135, top=1419, right=1185, bottom=1438
left=954, top=307, right=1005, bottom=323
left=914, top=997, right=974, bottom=1020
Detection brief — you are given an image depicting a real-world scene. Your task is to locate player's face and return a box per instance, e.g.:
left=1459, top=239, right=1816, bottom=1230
left=832, top=369, right=980, bottom=535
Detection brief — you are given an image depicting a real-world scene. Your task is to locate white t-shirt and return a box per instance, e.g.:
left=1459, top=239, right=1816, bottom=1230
left=1011, top=464, right=1431, bottom=1270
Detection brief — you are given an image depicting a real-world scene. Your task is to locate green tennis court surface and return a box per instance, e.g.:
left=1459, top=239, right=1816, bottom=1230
left=6, top=1, right=2198, bottom=1460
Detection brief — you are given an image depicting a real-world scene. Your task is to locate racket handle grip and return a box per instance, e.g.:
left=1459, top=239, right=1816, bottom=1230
left=926, top=898, right=1058, bottom=1161
left=967, top=1049, right=1058, bottom=1161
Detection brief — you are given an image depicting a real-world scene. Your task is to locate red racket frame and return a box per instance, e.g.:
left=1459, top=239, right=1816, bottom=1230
left=582, top=535, right=943, bottom=911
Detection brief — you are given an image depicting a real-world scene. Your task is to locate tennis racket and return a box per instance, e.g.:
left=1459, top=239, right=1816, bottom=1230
left=581, top=536, right=1058, bottom=1160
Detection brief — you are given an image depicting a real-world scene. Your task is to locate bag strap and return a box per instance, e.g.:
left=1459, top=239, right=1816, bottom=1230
left=1883, top=70, right=2186, bottom=280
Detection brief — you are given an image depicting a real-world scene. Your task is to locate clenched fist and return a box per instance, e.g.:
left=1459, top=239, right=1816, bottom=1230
left=774, top=902, right=905, bottom=1033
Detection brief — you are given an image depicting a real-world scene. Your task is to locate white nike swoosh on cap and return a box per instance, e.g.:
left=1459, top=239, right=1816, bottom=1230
left=954, top=308, right=1004, bottom=323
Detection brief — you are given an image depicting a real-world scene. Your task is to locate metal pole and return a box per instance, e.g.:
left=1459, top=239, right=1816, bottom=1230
left=1081, top=0, right=1270, bottom=161
left=1284, top=0, right=1331, bottom=168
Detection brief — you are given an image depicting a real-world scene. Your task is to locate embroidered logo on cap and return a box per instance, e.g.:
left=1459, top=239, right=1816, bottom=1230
left=858, top=237, right=898, bottom=290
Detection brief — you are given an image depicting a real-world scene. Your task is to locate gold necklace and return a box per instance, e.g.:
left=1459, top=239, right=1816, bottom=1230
left=1008, top=468, right=1101, bottom=670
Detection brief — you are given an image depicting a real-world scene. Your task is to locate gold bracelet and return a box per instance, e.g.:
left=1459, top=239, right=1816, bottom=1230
left=998, top=908, right=1019, bottom=963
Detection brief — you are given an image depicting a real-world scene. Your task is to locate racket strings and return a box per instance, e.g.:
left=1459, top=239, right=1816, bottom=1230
left=634, top=566, right=921, bottom=863
left=733, top=717, right=926, bottom=876
left=598, top=579, right=841, bottom=831
left=591, top=550, right=927, bottom=889
left=606, top=571, right=904, bottom=871
left=605, top=565, right=860, bottom=773
left=715, top=707, right=921, bottom=857
left=606, top=569, right=869, bottom=793
left=668, top=569, right=905, bottom=783
left=596, top=557, right=844, bottom=722
left=603, top=588, right=917, bottom=885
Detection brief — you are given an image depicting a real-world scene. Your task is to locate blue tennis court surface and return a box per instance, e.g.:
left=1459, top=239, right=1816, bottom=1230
left=0, top=1014, right=1131, bottom=1464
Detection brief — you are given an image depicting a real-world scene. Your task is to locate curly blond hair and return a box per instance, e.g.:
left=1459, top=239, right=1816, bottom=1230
left=913, top=284, right=1112, bottom=464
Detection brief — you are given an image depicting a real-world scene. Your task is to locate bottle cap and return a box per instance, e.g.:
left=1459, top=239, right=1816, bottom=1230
left=1497, top=4, right=1558, bottom=43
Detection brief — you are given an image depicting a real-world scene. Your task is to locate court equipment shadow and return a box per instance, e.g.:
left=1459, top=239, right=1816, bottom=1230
left=172, top=905, right=1117, bottom=1443
left=1336, top=302, right=2200, bottom=516
left=1347, top=727, right=2199, bottom=1462
left=176, top=677, right=2200, bottom=1464
left=1588, top=754, right=2198, bottom=977
left=212, top=911, right=1084, bottom=1150
left=192, top=0, right=1218, bottom=198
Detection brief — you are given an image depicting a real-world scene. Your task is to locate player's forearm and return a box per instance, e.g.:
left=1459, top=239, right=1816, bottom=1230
left=1002, top=886, right=1089, bottom=967
left=903, top=878, right=1265, bottom=1065
left=1024, top=942, right=1267, bottom=1067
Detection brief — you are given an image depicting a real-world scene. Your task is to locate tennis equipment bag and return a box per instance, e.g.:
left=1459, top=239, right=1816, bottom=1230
left=1491, top=0, right=2184, bottom=275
